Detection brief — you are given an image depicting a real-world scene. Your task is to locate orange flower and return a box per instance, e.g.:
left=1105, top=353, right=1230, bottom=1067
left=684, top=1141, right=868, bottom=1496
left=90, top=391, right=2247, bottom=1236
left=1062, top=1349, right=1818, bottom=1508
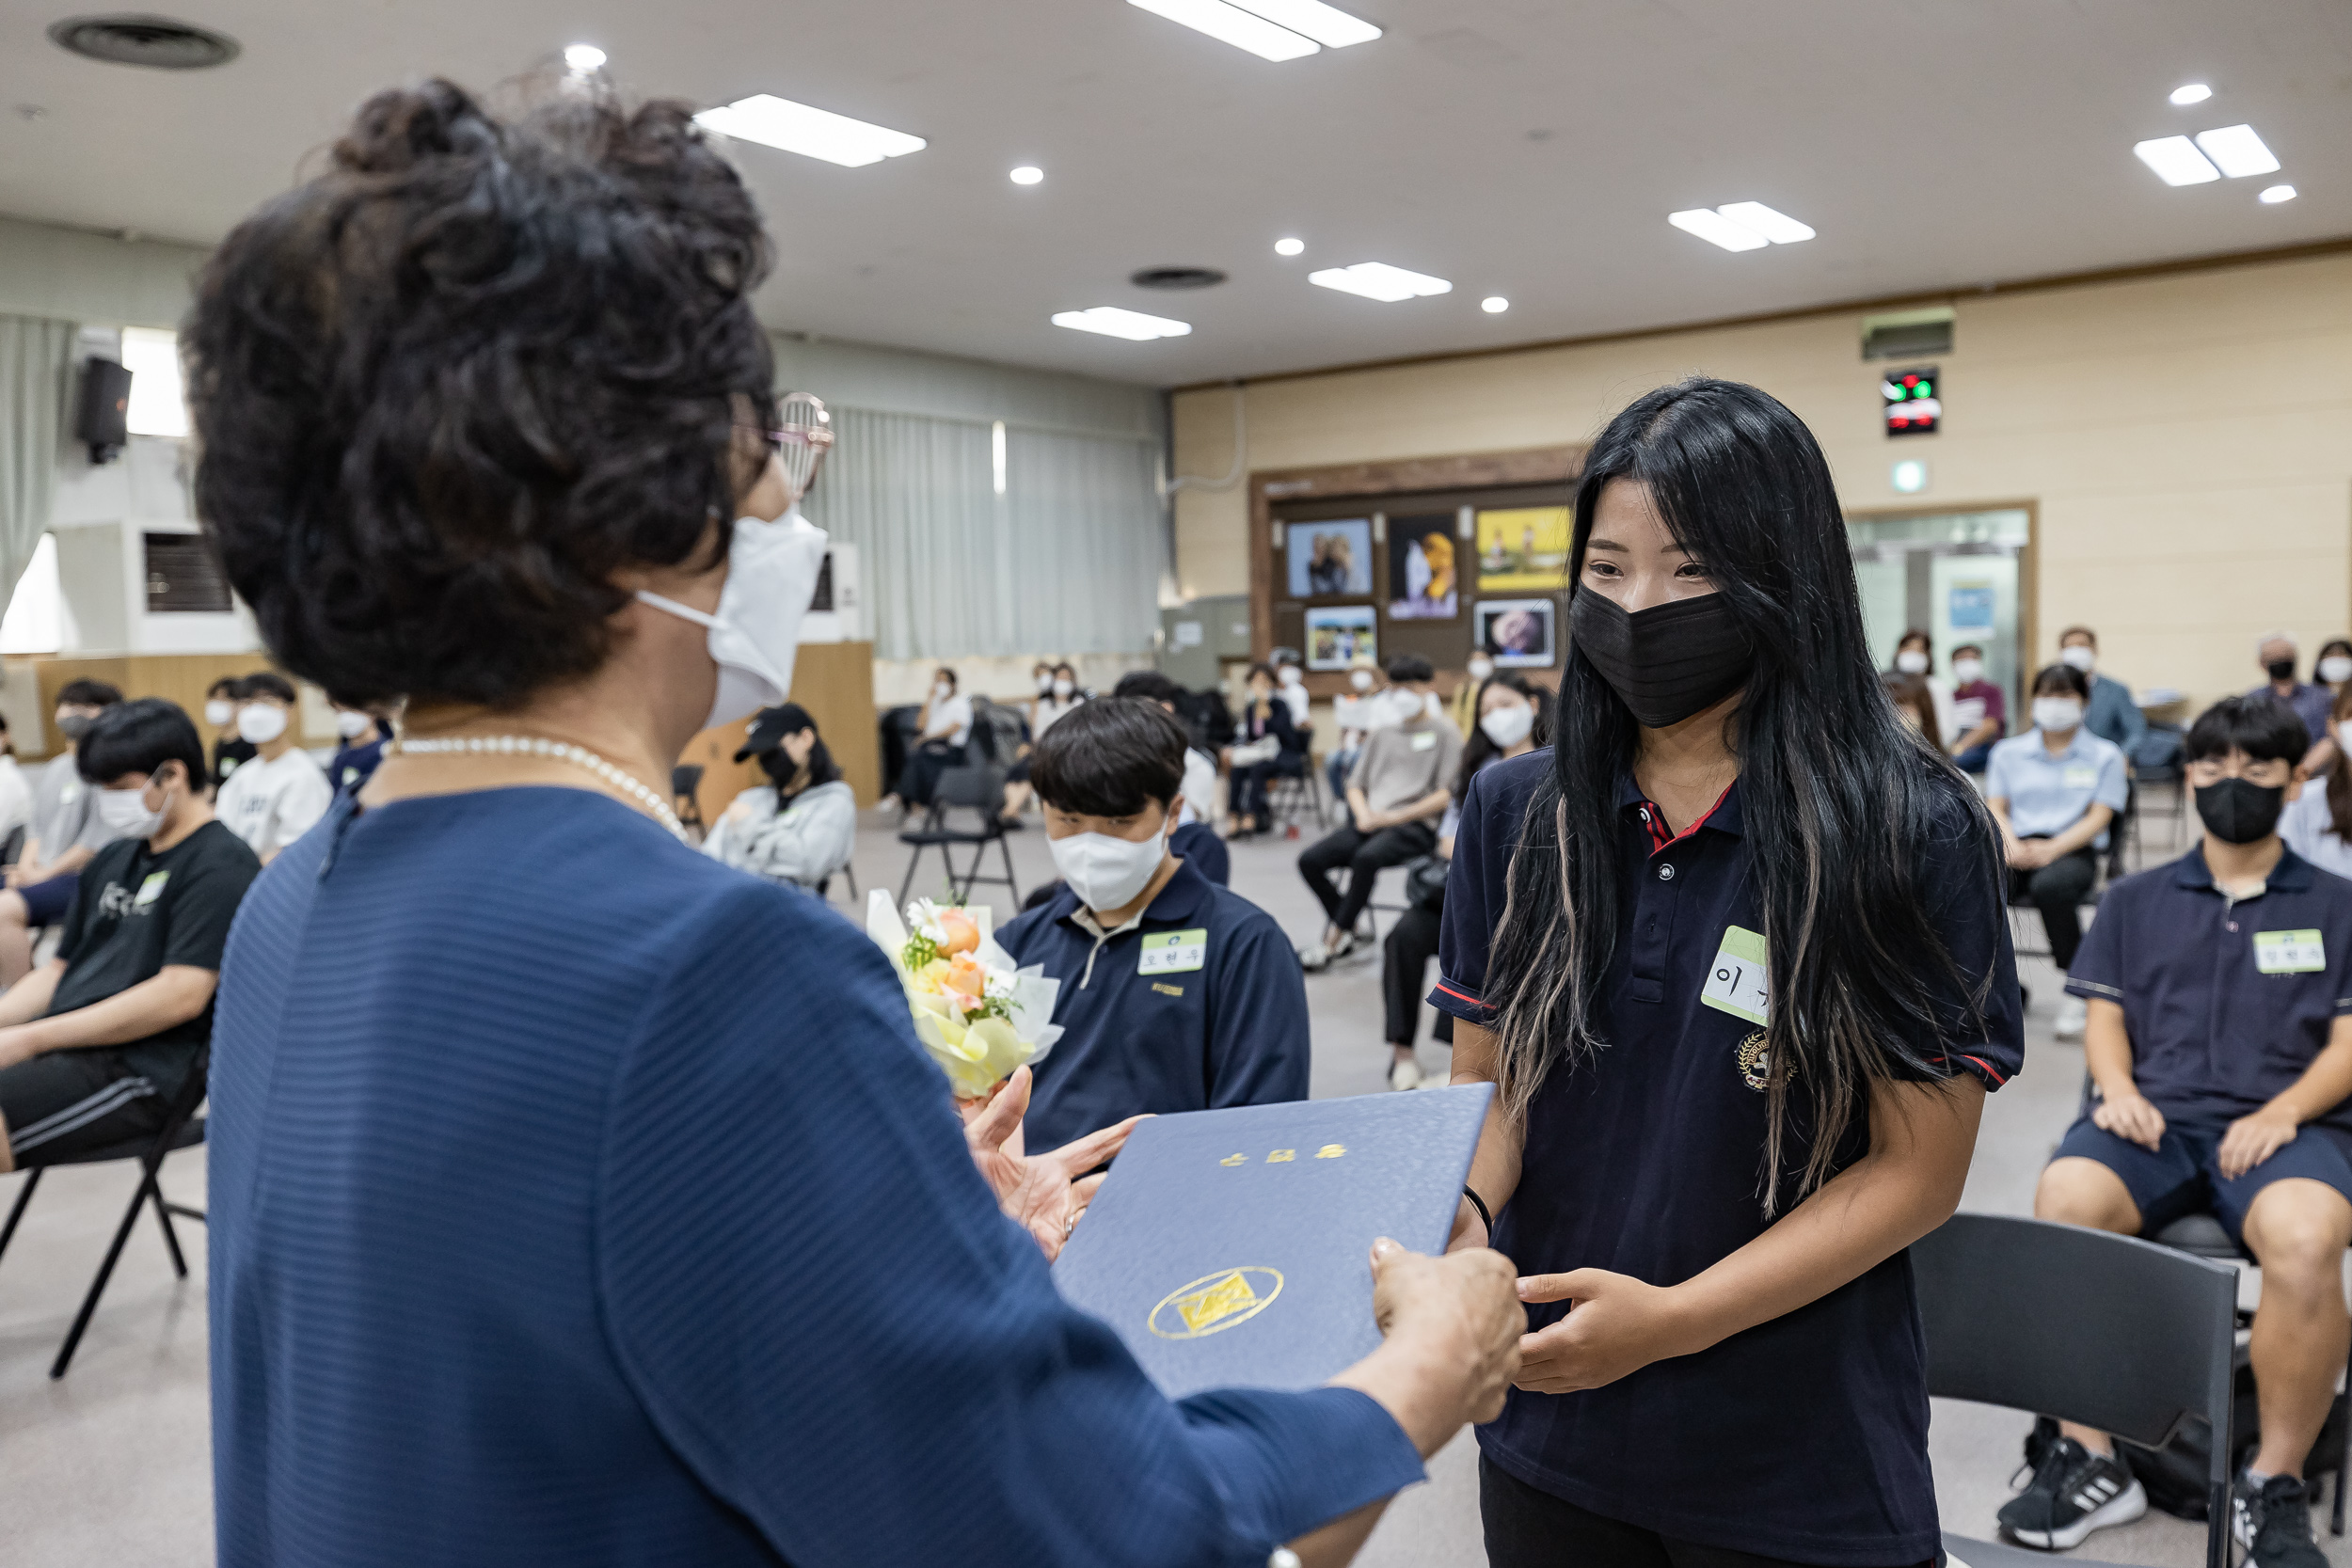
left=938, top=909, right=981, bottom=956
left=943, top=952, right=988, bottom=1000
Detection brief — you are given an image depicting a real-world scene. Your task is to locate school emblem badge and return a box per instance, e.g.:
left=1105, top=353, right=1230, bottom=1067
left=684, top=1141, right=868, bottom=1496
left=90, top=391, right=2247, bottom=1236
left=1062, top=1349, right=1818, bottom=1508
left=1737, top=1030, right=1772, bottom=1093
left=1148, top=1267, right=1284, bottom=1339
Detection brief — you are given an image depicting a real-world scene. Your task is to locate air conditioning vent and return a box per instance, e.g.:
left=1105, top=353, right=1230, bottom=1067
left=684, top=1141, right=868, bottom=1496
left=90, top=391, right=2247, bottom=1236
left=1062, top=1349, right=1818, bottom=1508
left=145, top=532, right=233, bottom=613
left=1861, top=307, right=1955, bottom=361
left=1130, top=267, right=1228, bottom=291
left=49, top=15, right=240, bottom=70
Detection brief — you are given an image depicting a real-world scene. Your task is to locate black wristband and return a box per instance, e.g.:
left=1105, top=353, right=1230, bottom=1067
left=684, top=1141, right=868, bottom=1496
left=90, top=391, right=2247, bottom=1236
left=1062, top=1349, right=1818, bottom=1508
left=1461, top=1185, right=1492, bottom=1234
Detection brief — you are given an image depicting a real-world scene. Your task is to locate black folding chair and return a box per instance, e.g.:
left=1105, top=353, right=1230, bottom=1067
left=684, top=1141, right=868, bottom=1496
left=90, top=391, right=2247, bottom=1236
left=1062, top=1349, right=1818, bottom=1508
left=671, top=765, right=707, bottom=839
left=1914, top=1212, right=2238, bottom=1568
left=0, top=1054, right=210, bottom=1378
left=1264, top=763, right=1328, bottom=838
left=897, top=765, right=1019, bottom=906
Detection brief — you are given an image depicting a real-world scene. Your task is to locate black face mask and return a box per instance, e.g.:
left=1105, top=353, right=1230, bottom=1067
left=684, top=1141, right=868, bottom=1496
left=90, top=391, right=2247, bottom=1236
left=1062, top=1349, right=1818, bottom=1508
left=2267, top=658, right=2297, bottom=683
left=2195, top=777, right=2286, bottom=845
left=1568, top=589, right=1752, bottom=729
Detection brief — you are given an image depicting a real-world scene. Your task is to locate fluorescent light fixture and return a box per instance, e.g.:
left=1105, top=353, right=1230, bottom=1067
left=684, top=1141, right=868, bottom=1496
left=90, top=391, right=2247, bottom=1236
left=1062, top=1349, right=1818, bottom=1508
left=1227, top=0, right=1379, bottom=47
left=120, top=325, right=188, bottom=438
left=2260, top=183, right=2297, bottom=204
left=2195, top=123, right=2280, bottom=179
left=1307, top=261, right=1454, bottom=302
left=1051, top=306, right=1194, bottom=341
left=1667, top=208, right=1768, bottom=251
left=563, top=43, right=605, bottom=72
left=2169, top=82, right=2212, bottom=106
left=1891, top=459, right=1928, bottom=495
left=1480, top=295, right=1508, bottom=313
left=1274, top=236, right=1305, bottom=256
left=1715, top=201, right=1814, bottom=244
left=2133, top=135, right=2220, bottom=185
left=1127, top=0, right=1319, bottom=61
left=1009, top=165, right=1043, bottom=185
left=693, top=95, right=926, bottom=168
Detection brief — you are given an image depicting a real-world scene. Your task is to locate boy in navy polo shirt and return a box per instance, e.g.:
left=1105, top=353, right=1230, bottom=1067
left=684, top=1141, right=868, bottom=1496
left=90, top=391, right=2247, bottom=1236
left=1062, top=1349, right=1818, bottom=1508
left=995, top=698, right=1309, bottom=1152
left=2007, top=695, right=2352, bottom=1568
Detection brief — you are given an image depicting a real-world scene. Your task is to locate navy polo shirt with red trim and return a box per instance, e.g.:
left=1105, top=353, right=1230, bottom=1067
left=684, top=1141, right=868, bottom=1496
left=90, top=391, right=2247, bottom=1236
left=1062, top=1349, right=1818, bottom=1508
left=1430, top=749, right=2023, bottom=1566
left=2066, top=845, right=2352, bottom=1131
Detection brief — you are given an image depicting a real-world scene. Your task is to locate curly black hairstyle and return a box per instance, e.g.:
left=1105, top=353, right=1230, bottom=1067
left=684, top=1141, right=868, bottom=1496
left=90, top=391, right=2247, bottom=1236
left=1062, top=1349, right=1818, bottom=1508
left=184, top=78, right=776, bottom=707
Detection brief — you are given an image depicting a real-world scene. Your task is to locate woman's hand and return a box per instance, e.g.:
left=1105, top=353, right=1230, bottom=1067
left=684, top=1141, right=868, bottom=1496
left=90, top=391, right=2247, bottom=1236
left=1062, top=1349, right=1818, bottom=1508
left=1509, top=1269, right=1695, bottom=1394
left=2090, top=1087, right=2167, bottom=1151
left=963, top=1067, right=1145, bottom=1261
left=2219, top=1105, right=2299, bottom=1179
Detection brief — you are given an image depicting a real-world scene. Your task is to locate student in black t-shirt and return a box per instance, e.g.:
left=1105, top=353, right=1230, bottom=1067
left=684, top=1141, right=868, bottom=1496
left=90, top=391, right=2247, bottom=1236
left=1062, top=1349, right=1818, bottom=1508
left=0, top=697, right=261, bottom=1169
left=206, top=674, right=259, bottom=793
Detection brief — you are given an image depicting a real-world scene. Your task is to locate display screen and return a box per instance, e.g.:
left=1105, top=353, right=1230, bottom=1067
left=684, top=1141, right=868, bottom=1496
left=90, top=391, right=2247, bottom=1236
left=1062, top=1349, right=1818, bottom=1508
left=1883, top=367, right=1941, bottom=436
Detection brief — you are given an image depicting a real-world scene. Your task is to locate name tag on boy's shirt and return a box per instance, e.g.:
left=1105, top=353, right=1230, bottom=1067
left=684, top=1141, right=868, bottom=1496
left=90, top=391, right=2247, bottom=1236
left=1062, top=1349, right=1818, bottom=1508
left=1701, top=925, right=1771, bottom=1025
left=134, top=871, right=169, bottom=907
left=2255, top=929, right=2327, bottom=974
left=2061, top=764, right=2100, bottom=789
left=1139, top=929, right=1208, bottom=975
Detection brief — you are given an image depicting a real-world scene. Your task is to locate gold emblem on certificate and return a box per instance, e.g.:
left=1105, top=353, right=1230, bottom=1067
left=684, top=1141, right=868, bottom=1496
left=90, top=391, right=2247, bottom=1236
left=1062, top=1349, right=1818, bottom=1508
left=1148, top=1267, right=1285, bottom=1339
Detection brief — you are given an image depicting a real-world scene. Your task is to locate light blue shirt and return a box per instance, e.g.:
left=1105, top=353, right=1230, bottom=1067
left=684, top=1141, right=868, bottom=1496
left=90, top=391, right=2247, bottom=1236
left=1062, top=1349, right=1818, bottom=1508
left=1986, top=728, right=2130, bottom=847
left=2280, top=785, right=2352, bottom=881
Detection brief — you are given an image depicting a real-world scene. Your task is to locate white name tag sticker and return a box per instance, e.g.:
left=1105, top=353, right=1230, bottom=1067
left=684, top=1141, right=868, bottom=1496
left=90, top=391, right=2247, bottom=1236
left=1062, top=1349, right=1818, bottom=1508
left=134, top=871, right=169, bottom=907
left=1701, top=925, right=1771, bottom=1025
left=1410, top=730, right=1438, bottom=752
left=2256, top=929, right=2327, bottom=974
left=1139, top=929, right=1208, bottom=975
left=2061, top=764, right=2100, bottom=789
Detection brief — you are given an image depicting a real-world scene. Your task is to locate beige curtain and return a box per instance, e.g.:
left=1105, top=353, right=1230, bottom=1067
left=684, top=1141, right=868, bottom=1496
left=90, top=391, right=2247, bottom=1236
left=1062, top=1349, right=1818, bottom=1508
left=0, top=315, right=79, bottom=610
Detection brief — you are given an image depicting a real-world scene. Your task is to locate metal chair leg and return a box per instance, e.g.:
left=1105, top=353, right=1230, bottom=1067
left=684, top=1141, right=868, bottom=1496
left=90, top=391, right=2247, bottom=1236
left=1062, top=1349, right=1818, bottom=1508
left=998, top=838, right=1020, bottom=908
left=898, top=845, right=926, bottom=904
left=0, top=1166, right=45, bottom=1266
left=51, top=1170, right=152, bottom=1379
left=149, top=1178, right=188, bottom=1278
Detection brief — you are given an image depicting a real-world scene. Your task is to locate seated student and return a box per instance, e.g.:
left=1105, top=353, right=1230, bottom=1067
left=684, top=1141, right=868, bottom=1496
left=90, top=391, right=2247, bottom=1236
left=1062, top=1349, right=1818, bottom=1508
left=0, top=680, right=125, bottom=986
left=1947, top=641, right=2008, bottom=771
left=204, top=674, right=258, bottom=792
left=2253, top=633, right=2338, bottom=777
left=1226, top=661, right=1307, bottom=838
left=1890, top=627, right=1958, bottom=747
left=2281, top=685, right=2352, bottom=879
left=1111, top=669, right=1229, bottom=886
left=2059, top=626, right=2147, bottom=760
left=877, top=666, right=970, bottom=817
left=214, top=673, right=334, bottom=864
left=999, top=662, right=1085, bottom=827
left=2003, top=695, right=2352, bottom=1568
left=1380, top=673, right=1549, bottom=1091
left=994, top=698, right=1309, bottom=1151
left=0, top=698, right=261, bottom=1169
left=326, top=702, right=390, bottom=795
left=1985, top=663, right=2129, bottom=1041
left=1271, top=649, right=1312, bottom=728
left=702, top=703, right=856, bottom=894
left=1882, top=671, right=1944, bottom=752
left=1326, top=657, right=1384, bottom=801
left=0, top=712, right=32, bottom=850
left=1298, top=654, right=1462, bottom=972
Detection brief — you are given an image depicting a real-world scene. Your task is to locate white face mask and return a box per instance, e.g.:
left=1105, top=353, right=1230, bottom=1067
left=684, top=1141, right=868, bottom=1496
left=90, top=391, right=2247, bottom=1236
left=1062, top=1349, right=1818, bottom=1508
left=932, top=682, right=953, bottom=702
left=1049, top=818, right=1168, bottom=912
left=2322, top=656, right=2352, bottom=685
left=1951, top=658, right=1983, bottom=685
left=2059, top=645, right=2096, bottom=673
left=1466, top=657, right=1495, bottom=683
left=1052, top=678, right=1073, bottom=699
left=204, top=699, right=234, bottom=728
left=1348, top=669, right=1375, bottom=692
left=1278, top=668, right=1303, bottom=689
left=635, top=505, right=829, bottom=731
left=1036, top=672, right=1054, bottom=694
left=1480, top=702, right=1535, bottom=748
left=96, top=776, right=171, bottom=839
left=2033, top=697, right=2085, bottom=734
left=335, top=709, right=372, bottom=739
left=237, top=703, right=289, bottom=745
left=1895, top=649, right=1930, bottom=675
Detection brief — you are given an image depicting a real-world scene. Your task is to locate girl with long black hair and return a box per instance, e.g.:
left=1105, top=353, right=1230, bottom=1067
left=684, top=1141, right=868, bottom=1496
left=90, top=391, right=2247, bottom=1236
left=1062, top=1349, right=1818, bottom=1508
left=1432, top=378, right=2024, bottom=1568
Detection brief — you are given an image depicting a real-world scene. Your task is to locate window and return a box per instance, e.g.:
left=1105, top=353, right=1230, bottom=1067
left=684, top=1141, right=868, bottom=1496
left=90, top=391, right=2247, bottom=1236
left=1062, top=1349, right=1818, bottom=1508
left=0, top=534, right=65, bottom=654
left=119, top=325, right=189, bottom=438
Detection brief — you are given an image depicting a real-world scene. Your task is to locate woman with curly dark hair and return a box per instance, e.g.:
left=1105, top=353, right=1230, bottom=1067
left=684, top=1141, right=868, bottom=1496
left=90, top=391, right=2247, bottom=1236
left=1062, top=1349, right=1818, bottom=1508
left=190, top=77, right=1517, bottom=1568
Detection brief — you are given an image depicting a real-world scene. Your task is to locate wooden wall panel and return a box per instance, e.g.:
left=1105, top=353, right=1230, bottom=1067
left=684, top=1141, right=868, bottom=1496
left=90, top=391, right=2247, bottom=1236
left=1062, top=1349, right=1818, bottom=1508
left=675, top=639, right=880, bottom=827
left=32, top=652, right=279, bottom=759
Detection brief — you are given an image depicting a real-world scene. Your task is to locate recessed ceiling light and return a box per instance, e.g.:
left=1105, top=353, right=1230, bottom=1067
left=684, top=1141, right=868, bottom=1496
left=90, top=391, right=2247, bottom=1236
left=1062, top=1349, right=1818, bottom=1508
left=1127, top=0, right=1319, bottom=61
left=693, top=94, right=926, bottom=168
left=1052, top=306, right=1193, bottom=341
left=1667, top=209, right=1768, bottom=251
left=1715, top=201, right=1815, bottom=244
left=1227, top=0, right=1380, bottom=47
left=563, top=43, right=605, bottom=71
left=1274, top=236, right=1305, bottom=256
left=2133, top=135, right=2220, bottom=186
left=2260, top=184, right=2297, bottom=204
left=1009, top=165, right=1043, bottom=185
left=1481, top=296, right=1508, bottom=313
left=1307, top=261, right=1453, bottom=302
left=2194, top=124, right=2280, bottom=179
left=2169, top=83, right=2212, bottom=106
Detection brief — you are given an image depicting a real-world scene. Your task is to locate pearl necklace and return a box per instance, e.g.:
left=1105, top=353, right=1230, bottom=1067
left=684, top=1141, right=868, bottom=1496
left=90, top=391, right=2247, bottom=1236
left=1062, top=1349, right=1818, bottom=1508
left=391, top=733, right=690, bottom=844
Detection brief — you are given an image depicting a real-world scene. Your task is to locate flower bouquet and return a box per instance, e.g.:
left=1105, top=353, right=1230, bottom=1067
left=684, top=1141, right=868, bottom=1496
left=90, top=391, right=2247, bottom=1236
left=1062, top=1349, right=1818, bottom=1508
left=866, top=892, right=1065, bottom=1101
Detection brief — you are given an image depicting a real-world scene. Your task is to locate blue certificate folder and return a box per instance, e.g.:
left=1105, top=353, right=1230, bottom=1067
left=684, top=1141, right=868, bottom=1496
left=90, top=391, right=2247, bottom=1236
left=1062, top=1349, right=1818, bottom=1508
left=1051, top=1085, right=1493, bottom=1400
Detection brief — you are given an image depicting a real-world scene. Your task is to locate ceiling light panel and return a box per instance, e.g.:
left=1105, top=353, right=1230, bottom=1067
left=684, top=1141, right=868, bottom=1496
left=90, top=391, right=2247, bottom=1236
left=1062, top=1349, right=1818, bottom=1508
left=2260, top=184, right=2297, bottom=204
left=1667, top=209, right=1768, bottom=251
left=1714, top=201, right=1815, bottom=244
left=2169, top=83, right=2212, bottom=106
left=1274, top=237, right=1305, bottom=256
left=693, top=95, right=926, bottom=168
left=1307, top=262, right=1454, bottom=302
left=2194, top=124, right=2279, bottom=179
left=1227, top=0, right=1380, bottom=47
left=1127, top=0, right=1319, bottom=61
left=1052, top=307, right=1194, bottom=341
left=2133, top=135, right=2219, bottom=186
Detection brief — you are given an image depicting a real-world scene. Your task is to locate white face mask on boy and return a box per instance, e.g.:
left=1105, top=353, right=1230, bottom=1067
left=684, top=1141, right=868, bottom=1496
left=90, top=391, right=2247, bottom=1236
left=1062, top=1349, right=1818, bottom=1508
left=1049, top=816, right=1169, bottom=912
left=635, top=505, right=829, bottom=731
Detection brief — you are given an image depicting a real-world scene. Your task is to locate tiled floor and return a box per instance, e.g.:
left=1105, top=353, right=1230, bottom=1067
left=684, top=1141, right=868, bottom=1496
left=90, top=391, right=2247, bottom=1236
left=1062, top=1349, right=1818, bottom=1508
left=1, top=801, right=2331, bottom=1566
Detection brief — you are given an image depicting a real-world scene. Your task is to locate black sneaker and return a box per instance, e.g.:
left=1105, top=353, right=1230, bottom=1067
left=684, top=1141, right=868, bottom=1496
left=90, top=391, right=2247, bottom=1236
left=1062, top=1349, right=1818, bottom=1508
left=1997, top=1436, right=2147, bottom=1549
left=2234, top=1473, right=2328, bottom=1568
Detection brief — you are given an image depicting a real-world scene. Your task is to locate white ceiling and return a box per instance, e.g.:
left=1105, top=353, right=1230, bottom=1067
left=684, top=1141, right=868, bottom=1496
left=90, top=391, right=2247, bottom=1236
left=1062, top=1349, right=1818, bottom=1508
left=2, top=0, right=2347, bottom=388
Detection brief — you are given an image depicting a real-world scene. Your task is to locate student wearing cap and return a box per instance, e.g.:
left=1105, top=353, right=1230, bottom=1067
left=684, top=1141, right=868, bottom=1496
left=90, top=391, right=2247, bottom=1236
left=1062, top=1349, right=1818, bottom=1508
left=702, top=704, right=856, bottom=894
left=2006, top=695, right=2352, bottom=1568
left=995, top=698, right=1309, bottom=1152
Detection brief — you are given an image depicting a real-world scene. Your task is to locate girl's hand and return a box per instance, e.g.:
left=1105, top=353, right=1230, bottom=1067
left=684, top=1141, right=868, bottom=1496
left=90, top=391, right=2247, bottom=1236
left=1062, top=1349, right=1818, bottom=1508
left=1509, top=1269, right=1694, bottom=1393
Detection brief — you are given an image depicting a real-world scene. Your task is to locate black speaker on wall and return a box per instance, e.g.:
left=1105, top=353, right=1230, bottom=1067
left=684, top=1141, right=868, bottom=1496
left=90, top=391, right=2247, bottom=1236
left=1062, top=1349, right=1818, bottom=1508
left=75, top=356, right=132, bottom=465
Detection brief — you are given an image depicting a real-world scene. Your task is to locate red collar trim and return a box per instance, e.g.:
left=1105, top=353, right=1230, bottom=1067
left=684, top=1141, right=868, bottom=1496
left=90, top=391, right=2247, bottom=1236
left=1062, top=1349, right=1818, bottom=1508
left=1633, top=780, right=1736, bottom=857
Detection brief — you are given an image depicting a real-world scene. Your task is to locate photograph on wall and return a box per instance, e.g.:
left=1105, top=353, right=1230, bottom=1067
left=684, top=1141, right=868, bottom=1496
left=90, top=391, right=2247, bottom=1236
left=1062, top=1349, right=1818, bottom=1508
left=1304, top=604, right=1379, bottom=671
left=1475, top=506, right=1571, bottom=591
left=1285, top=517, right=1374, bottom=597
left=1473, top=597, right=1556, bottom=667
left=1386, top=513, right=1459, bottom=620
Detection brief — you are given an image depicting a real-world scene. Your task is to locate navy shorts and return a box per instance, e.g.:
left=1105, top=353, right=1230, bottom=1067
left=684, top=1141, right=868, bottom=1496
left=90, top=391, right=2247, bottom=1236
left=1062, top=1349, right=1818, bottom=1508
left=2054, top=1115, right=2352, bottom=1243
left=19, top=872, right=76, bottom=926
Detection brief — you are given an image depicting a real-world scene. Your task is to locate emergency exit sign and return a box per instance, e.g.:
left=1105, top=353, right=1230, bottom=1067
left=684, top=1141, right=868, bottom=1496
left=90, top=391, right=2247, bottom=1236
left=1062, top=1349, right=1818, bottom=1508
left=1883, top=367, right=1940, bottom=436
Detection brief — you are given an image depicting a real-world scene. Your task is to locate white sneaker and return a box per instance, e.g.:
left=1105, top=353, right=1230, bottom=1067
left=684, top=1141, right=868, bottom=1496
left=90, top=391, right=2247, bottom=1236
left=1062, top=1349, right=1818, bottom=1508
left=1298, top=931, right=1355, bottom=973
left=1388, top=1057, right=1422, bottom=1092
left=2055, top=995, right=2088, bottom=1041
